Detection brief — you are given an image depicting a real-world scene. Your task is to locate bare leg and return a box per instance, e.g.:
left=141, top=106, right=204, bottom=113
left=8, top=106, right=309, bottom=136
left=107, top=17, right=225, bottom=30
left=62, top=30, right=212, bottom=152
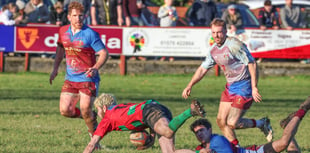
left=59, top=92, right=80, bottom=117
left=272, top=117, right=301, bottom=152
left=79, top=92, right=97, bottom=135
left=287, top=138, right=300, bottom=153
left=217, top=102, right=236, bottom=142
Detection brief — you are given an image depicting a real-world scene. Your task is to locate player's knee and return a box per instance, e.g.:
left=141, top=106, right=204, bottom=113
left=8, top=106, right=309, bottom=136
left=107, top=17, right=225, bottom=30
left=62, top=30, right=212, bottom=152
left=227, top=120, right=237, bottom=129
left=59, top=108, right=71, bottom=117
left=216, top=118, right=226, bottom=129
left=161, top=129, right=174, bottom=139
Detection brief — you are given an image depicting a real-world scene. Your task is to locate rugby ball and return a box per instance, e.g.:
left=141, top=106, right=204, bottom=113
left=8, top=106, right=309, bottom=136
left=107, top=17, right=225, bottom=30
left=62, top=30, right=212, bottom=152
left=129, top=130, right=150, bottom=147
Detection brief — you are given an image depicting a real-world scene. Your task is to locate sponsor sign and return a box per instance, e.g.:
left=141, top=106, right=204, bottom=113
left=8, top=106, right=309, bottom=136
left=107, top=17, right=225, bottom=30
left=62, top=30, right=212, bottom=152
left=15, top=25, right=122, bottom=55
left=0, top=25, right=14, bottom=52
left=122, top=27, right=211, bottom=57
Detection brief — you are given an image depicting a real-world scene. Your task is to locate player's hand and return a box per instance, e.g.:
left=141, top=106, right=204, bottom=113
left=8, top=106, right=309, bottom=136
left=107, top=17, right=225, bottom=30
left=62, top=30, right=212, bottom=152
left=199, top=148, right=213, bottom=153
left=85, top=68, right=98, bottom=78
left=252, top=87, right=262, bottom=102
left=182, top=86, right=192, bottom=99
left=49, top=70, right=58, bottom=85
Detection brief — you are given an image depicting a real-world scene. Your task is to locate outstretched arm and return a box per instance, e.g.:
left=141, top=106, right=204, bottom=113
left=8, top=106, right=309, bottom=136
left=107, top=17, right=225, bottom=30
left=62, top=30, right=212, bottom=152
left=83, top=135, right=101, bottom=153
left=182, top=66, right=208, bottom=99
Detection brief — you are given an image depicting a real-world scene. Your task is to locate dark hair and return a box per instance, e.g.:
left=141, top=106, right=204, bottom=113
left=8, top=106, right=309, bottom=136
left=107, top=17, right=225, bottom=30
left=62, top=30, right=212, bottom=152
left=68, top=1, right=84, bottom=15
left=190, top=118, right=212, bottom=133
left=264, top=0, right=272, bottom=6
left=210, top=18, right=227, bottom=29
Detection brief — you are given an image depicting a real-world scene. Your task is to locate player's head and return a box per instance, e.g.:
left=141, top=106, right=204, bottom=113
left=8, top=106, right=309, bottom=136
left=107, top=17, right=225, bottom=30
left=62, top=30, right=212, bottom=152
left=67, top=1, right=84, bottom=29
left=210, top=18, right=227, bottom=46
left=94, top=93, right=117, bottom=118
left=264, top=0, right=272, bottom=12
left=190, top=119, right=212, bottom=144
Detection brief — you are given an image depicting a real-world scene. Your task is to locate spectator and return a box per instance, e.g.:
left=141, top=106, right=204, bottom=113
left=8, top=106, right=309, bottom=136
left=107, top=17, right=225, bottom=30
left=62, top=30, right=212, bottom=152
left=24, top=0, right=49, bottom=23
left=157, top=0, right=177, bottom=62
left=189, top=0, right=218, bottom=26
left=90, top=0, right=123, bottom=26
left=49, top=1, right=69, bottom=26
left=280, top=0, right=301, bottom=30
left=0, top=3, right=23, bottom=25
left=221, top=4, right=243, bottom=34
left=14, top=0, right=28, bottom=25
left=258, top=0, right=280, bottom=30
left=123, top=0, right=144, bottom=26
left=64, top=0, right=91, bottom=25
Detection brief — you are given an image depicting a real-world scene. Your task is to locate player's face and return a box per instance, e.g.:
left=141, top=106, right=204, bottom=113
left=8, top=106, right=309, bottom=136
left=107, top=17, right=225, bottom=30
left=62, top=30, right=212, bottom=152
left=68, top=9, right=84, bottom=30
left=194, top=125, right=212, bottom=144
left=211, top=25, right=227, bottom=46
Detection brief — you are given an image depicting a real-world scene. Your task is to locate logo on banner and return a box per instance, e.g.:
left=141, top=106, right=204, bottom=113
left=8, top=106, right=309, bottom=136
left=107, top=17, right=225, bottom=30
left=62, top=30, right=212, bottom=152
left=128, top=30, right=148, bottom=54
left=18, top=28, right=39, bottom=49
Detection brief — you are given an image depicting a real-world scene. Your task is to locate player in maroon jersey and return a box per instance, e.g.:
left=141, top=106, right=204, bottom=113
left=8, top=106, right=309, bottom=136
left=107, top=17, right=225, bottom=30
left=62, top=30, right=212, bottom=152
left=83, top=93, right=206, bottom=153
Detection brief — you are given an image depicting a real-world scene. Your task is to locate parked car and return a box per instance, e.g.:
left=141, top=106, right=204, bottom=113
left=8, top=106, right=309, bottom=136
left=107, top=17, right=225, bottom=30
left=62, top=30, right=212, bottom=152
left=239, top=0, right=310, bottom=28
left=185, top=3, right=260, bottom=28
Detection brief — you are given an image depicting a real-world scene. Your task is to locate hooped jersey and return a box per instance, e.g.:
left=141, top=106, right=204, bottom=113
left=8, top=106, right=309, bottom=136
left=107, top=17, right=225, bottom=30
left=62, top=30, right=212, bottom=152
left=94, top=100, right=159, bottom=138
left=57, top=25, right=106, bottom=83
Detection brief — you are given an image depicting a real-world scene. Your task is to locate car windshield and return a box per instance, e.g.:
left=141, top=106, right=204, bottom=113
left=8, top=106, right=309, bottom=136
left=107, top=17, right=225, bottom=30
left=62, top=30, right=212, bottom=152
left=217, top=4, right=260, bottom=27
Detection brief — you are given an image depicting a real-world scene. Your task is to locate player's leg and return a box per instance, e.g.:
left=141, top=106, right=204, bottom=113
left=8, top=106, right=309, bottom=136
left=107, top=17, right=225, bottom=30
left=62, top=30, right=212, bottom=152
left=267, top=97, right=309, bottom=153
left=216, top=101, right=237, bottom=143
left=79, top=92, right=97, bottom=135
left=59, top=92, right=80, bottom=117
left=286, top=138, right=300, bottom=153
left=59, top=80, right=81, bottom=118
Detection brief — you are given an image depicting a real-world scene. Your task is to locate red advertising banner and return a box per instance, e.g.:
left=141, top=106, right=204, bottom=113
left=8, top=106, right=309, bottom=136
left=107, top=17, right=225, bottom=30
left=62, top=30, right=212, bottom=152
left=15, top=24, right=122, bottom=55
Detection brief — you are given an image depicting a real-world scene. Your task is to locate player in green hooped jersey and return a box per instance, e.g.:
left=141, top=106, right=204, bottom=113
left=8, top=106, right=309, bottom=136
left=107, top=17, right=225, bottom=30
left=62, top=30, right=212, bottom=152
left=83, top=93, right=206, bottom=153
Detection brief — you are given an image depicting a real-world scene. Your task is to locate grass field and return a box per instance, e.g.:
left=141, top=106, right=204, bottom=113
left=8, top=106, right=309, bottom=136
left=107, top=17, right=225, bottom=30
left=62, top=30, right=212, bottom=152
left=0, top=72, right=310, bottom=153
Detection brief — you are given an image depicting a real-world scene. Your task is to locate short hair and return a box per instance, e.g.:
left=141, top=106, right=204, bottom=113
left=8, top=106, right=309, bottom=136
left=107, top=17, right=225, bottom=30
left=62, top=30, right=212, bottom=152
left=94, top=93, right=117, bottom=108
left=54, top=1, right=63, bottom=9
left=210, top=18, right=227, bottom=29
left=264, top=0, right=272, bottom=6
left=190, top=118, right=212, bottom=133
left=68, top=1, right=84, bottom=15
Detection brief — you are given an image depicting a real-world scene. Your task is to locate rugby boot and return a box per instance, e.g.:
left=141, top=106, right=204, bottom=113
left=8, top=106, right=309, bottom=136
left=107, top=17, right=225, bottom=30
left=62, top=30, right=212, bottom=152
left=259, top=117, right=273, bottom=142
left=190, top=99, right=206, bottom=117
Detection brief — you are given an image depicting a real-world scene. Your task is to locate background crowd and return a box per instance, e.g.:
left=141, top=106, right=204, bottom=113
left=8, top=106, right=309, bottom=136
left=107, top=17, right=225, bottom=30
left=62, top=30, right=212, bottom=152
left=0, top=0, right=309, bottom=63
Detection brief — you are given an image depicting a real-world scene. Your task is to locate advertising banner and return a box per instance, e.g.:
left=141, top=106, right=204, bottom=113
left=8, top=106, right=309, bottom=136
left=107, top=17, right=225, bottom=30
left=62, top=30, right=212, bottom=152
left=0, top=25, right=14, bottom=52
left=15, top=24, right=122, bottom=55
left=122, top=27, right=211, bottom=57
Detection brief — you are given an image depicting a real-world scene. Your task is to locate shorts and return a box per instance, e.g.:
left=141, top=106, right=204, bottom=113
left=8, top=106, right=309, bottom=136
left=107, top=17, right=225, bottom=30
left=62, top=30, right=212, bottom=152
left=220, top=87, right=253, bottom=110
left=142, top=103, right=173, bottom=131
left=243, top=142, right=276, bottom=153
left=61, top=80, right=97, bottom=97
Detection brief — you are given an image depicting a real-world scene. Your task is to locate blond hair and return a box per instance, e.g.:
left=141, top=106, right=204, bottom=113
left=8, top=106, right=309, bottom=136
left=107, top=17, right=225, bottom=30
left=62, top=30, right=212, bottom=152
left=210, top=18, right=227, bottom=29
left=94, top=93, right=117, bottom=108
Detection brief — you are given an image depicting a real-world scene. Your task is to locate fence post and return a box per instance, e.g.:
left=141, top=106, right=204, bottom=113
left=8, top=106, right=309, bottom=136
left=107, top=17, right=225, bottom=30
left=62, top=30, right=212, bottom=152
left=215, top=64, right=220, bottom=76
left=119, top=55, right=126, bottom=75
left=24, top=53, right=29, bottom=71
left=0, top=52, right=3, bottom=72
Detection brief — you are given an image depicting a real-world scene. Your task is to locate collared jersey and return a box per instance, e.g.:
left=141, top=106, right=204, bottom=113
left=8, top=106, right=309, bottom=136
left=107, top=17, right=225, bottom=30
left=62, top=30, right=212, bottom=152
left=94, top=100, right=159, bottom=139
left=57, top=25, right=106, bottom=83
left=195, top=134, right=234, bottom=153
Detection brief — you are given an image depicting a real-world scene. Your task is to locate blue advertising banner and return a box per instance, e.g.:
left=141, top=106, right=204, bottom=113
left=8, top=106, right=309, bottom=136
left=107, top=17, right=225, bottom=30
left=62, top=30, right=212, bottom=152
left=0, top=25, right=14, bottom=52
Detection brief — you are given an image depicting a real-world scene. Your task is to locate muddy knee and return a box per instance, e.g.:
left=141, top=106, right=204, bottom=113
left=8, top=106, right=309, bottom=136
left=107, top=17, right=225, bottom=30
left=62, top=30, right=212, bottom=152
left=216, top=118, right=226, bottom=129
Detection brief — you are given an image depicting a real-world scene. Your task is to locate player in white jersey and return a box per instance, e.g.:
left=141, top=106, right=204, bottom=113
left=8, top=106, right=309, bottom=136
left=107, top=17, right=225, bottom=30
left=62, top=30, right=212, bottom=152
left=182, top=18, right=272, bottom=147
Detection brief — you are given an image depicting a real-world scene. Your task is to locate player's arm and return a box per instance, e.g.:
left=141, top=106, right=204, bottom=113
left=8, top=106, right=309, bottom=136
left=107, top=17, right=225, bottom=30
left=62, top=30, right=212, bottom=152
left=85, top=49, right=109, bottom=77
left=83, top=135, right=101, bottom=153
left=248, top=61, right=261, bottom=102
left=182, top=66, right=208, bottom=99
left=50, top=45, right=65, bottom=85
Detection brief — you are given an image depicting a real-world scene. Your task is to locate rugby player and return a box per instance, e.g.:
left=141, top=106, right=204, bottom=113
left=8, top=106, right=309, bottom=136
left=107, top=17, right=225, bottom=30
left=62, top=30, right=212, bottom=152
left=182, top=18, right=272, bottom=146
left=83, top=93, right=206, bottom=153
left=49, top=1, right=109, bottom=149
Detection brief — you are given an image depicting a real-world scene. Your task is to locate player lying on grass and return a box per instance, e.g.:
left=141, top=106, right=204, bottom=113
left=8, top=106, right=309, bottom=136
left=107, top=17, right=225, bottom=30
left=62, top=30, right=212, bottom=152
left=83, top=93, right=206, bottom=153
left=190, top=96, right=310, bottom=153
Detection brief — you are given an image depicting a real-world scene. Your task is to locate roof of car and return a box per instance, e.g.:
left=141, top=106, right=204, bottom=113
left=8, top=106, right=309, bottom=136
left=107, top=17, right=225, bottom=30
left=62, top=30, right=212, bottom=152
left=239, top=0, right=310, bottom=9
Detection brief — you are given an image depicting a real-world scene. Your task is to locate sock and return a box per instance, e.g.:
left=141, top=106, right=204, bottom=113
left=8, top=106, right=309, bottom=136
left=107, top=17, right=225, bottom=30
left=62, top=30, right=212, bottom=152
left=251, top=119, right=257, bottom=127
left=294, top=109, right=306, bottom=120
left=168, top=109, right=192, bottom=132
left=73, top=107, right=81, bottom=118
left=231, top=139, right=239, bottom=146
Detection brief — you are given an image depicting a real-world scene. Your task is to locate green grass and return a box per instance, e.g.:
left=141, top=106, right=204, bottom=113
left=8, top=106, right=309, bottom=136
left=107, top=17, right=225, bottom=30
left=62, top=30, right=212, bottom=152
left=0, top=72, right=310, bottom=153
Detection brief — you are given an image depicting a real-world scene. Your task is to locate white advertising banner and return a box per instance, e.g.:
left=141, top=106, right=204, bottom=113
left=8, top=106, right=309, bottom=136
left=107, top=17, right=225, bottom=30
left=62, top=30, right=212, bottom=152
left=122, top=27, right=310, bottom=58
left=122, top=27, right=211, bottom=57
